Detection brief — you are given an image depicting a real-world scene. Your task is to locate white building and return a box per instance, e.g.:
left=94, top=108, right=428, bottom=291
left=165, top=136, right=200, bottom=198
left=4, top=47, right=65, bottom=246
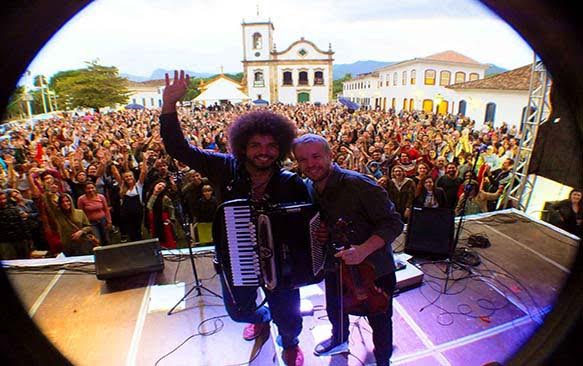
left=127, top=80, right=165, bottom=108
left=447, top=65, right=534, bottom=127
left=241, top=17, right=334, bottom=104
left=193, top=74, right=250, bottom=106
left=343, top=51, right=488, bottom=114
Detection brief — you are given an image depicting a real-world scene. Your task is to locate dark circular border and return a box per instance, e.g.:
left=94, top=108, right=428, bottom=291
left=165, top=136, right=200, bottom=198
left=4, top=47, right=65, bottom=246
left=0, top=1, right=581, bottom=364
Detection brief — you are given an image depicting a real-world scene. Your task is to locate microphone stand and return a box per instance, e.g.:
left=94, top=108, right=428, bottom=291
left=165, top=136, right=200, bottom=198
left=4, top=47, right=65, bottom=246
left=443, top=146, right=482, bottom=294
left=168, top=228, right=222, bottom=315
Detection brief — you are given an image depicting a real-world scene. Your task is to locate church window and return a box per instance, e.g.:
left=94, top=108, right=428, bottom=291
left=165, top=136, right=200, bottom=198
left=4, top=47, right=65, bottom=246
left=455, top=71, right=466, bottom=84
left=252, top=33, right=262, bottom=49
left=393, top=72, right=398, bottom=86
left=314, top=71, right=324, bottom=85
left=424, top=69, right=436, bottom=85
left=439, top=70, right=451, bottom=86
left=402, top=71, right=407, bottom=85
left=410, top=70, right=416, bottom=85
left=299, top=71, right=309, bottom=85
left=469, top=72, right=479, bottom=81
left=298, top=48, right=308, bottom=57
left=283, top=71, right=293, bottom=86
left=254, top=71, right=264, bottom=87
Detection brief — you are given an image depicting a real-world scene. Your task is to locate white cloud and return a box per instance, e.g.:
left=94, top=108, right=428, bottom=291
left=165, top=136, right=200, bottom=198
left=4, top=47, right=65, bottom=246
left=23, top=0, right=534, bottom=81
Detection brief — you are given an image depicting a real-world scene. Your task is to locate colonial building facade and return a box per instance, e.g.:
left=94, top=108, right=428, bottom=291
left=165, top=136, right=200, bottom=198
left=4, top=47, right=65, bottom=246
left=343, top=51, right=489, bottom=117
left=342, top=50, right=533, bottom=128
left=241, top=17, right=334, bottom=104
left=127, top=80, right=165, bottom=108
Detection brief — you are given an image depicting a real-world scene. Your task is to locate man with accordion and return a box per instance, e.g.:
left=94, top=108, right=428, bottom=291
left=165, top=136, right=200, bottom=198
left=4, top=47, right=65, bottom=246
left=160, top=71, right=312, bottom=366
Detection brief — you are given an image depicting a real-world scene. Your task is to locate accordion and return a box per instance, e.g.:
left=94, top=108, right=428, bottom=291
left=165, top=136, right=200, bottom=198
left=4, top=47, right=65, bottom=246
left=213, top=199, right=325, bottom=290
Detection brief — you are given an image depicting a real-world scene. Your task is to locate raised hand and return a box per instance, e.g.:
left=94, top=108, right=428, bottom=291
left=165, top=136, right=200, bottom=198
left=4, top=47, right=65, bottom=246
left=162, top=70, right=190, bottom=114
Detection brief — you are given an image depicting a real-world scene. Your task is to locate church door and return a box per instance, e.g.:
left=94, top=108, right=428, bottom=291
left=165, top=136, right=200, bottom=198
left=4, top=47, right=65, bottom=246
left=297, top=92, right=310, bottom=103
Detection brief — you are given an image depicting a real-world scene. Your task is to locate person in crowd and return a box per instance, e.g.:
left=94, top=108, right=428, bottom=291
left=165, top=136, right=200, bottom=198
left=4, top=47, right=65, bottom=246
left=77, top=181, right=112, bottom=245
left=455, top=180, right=504, bottom=216
left=436, top=162, right=463, bottom=210
left=145, top=180, right=177, bottom=249
left=181, top=170, right=207, bottom=224
left=52, top=194, right=95, bottom=256
left=384, top=165, right=415, bottom=220
left=365, top=148, right=385, bottom=180
left=118, top=154, right=148, bottom=242
left=0, top=190, right=30, bottom=259
left=555, top=188, right=583, bottom=237
left=29, top=170, right=63, bottom=254
left=413, top=176, right=448, bottom=208
left=430, top=156, right=447, bottom=181
left=412, top=161, right=430, bottom=185
left=7, top=188, right=42, bottom=251
left=293, top=134, right=403, bottom=366
left=159, top=70, right=312, bottom=366
left=193, top=184, right=218, bottom=223
left=397, top=151, right=416, bottom=177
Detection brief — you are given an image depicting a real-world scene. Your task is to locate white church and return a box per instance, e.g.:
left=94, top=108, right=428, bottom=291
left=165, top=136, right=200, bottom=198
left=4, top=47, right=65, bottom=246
left=240, top=17, right=334, bottom=104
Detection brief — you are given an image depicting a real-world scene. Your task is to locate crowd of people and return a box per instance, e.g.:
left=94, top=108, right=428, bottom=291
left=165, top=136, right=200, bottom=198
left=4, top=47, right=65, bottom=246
left=0, top=93, right=539, bottom=261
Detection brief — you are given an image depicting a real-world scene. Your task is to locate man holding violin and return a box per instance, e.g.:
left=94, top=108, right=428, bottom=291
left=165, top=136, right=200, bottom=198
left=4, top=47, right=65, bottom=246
left=293, top=134, right=404, bottom=366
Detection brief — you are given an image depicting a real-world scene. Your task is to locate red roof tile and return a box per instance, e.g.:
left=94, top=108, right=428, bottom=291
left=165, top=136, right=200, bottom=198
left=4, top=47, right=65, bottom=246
left=447, top=64, right=538, bottom=90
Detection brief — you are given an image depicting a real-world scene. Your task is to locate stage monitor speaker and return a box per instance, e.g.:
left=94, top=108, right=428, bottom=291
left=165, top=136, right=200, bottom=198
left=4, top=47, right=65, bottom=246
left=94, top=239, right=164, bottom=280
left=405, top=206, right=455, bottom=259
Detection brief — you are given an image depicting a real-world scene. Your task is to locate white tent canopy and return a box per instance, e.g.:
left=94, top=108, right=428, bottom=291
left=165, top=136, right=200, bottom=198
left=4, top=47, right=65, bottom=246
left=193, top=75, right=250, bottom=106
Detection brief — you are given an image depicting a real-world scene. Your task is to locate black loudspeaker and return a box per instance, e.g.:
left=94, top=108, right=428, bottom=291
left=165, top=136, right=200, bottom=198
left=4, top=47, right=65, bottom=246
left=405, top=206, right=455, bottom=259
left=94, top=239, right=164, bottom=280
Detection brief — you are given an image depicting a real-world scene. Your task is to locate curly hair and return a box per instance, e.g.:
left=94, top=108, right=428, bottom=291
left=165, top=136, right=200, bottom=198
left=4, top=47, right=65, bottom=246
left=228, top=110, right=297, bottom=162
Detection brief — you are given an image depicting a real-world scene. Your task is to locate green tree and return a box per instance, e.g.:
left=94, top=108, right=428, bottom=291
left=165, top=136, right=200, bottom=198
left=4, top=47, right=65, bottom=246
left=2, top=86, right=27, bottom=121
left=333, top=73, right=352, bottom=99
left=184, top=77, right=204, bottom=101
left=51, top=60, right=130, bottom=110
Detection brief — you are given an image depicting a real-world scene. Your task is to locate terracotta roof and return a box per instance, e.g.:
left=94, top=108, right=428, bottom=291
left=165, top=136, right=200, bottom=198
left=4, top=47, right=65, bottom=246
left=423, top=50, right=482, bottom=65
left=447, top=64, right=537, bottom=90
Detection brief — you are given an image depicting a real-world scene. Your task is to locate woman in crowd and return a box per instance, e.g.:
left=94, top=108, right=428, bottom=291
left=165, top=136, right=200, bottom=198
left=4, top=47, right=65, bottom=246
left=77, top=181, right=112, bottom=245
left=556, top=188, right=583, bottom=237
left=412, top=161, right=430, bottom=185
left=455, top=181, right=504, bottom=216
left=53, top=194, right=95, bottom=256
left=146, top=180, right=177, bottom=249
left=413, top=176, right=447, bottom=208
left=118, top=155, right=148, bottom=242
left=384, top=165, right=415, bottom=220
left=29, top=170, right=63, bottom=254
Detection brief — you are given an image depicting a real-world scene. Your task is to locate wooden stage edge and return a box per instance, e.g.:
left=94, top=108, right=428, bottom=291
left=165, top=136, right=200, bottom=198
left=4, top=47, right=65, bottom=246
left=2, top=208, right=580, bottom=366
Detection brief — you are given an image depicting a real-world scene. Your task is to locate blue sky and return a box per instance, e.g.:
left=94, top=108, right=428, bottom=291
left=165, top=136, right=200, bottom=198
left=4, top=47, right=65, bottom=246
left=22, top=0, right=534, bottom=83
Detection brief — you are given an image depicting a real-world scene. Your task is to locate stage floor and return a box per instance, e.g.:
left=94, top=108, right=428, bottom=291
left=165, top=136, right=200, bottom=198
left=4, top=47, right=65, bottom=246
left=4, top=209, right=580, bottom=366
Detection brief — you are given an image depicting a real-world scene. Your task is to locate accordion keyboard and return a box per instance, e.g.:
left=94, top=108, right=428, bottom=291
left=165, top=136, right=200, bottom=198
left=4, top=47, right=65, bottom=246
left=224, top=205, right=260, bottom=286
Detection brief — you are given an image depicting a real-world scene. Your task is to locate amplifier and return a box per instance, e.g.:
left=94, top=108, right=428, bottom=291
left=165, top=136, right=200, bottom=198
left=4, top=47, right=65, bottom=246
left=94, top=239, right=164, bottom=280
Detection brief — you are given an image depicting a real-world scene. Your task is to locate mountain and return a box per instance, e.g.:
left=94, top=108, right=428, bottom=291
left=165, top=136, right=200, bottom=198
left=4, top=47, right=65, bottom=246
left=333, top=61, right=395, bottom=80
left=121, top=69, right=217, bottom=82
left=121, top=63, right=507, bottom=83
left=148, top=68, right=214, bottom=80
left=485, top=64, right=508, bottom=77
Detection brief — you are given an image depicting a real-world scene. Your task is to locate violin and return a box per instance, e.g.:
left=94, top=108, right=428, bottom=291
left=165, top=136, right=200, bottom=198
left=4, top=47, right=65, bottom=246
left=332, top=219, right=389, bottom=316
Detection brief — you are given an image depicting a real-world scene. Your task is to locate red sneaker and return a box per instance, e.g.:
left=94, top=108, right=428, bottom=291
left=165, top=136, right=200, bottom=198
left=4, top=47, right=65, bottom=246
left=282, top=346, right=304, bottom=366
left=242, top=322, right=270, bottom=341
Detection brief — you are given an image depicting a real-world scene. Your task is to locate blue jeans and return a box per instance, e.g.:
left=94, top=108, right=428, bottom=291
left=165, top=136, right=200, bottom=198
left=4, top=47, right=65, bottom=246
left=219, top=274, right=302, bottom=349
left=91, top=217, right=110, bottom=245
